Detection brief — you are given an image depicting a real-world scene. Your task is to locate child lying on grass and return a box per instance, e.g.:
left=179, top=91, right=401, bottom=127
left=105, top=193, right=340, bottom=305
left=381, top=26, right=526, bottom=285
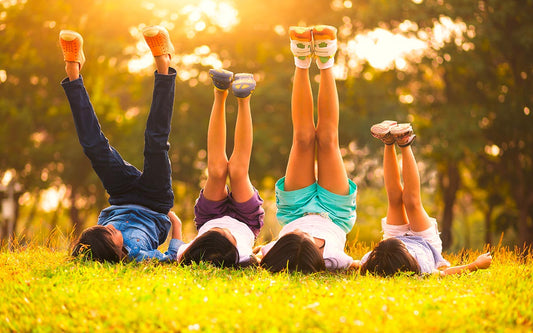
left=62, top=26, right=183, bottom=262
left=356, top=121, right=492, bottom=276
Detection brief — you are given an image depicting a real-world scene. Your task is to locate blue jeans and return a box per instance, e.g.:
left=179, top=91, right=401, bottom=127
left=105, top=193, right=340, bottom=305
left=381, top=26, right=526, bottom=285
left=61, top=69, right=176, bottom=213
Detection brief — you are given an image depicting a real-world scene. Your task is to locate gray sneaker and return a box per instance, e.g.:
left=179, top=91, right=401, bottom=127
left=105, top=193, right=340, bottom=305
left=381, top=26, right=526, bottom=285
left=370, top=120, right=397, bottom=145
left=390, top=123, right=416, bottom=147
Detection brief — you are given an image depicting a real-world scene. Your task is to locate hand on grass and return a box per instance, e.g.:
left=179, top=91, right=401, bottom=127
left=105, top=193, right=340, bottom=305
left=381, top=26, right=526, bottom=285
left=472, top=252, right=492, bottom=270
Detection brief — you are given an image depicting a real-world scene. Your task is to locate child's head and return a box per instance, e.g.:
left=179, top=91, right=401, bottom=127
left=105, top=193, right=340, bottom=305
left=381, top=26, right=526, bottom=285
left=260, top=232, right=326, bottom=273
left=360, top=237, right=420, bottom=276
left=71, top=225, right=126, bottom=263
left=180, top=228, right=239, bottom=268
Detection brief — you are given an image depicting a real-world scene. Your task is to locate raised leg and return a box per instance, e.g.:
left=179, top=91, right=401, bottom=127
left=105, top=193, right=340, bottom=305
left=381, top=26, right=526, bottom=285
left=137, top=27, right=176, bottom=211
left=60, top=30, right=141, bottom=196
left=383, top=144, right=408, bottom=225
left=228, top=93, right=255, bottom=203
left=203, top=88, right=230, bottom=201
left=284, top=67, right=316, bottom=191
left=399, top=145, right=432, bottom=231
left=315, top=67, right=349, bottom=195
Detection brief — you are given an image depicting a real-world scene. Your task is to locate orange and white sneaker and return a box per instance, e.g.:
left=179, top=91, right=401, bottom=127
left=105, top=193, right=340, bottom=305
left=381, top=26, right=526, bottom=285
left=289, top=26, right=313, bottom=69
left=312, top=25, right=337, bottom=69
left=59, top=30, right=86, bottom=69
left=142, top=25, right=175, bottom=57
left=390, top=123, right=416, bottom=147
left=371, top=120, right=398, bottom=145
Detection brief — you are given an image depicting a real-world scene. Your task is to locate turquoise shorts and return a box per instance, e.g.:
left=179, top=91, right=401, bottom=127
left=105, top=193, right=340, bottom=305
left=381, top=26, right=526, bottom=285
left=275, top=177, right=357, bottom=234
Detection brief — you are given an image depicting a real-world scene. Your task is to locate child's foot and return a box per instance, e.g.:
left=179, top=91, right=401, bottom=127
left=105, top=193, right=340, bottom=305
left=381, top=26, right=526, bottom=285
left=142, top=25, right=175, bottom=57
left=59, top=30, right=86, bottom=69
left=391, top=123, right=416, bottom=147
left=232, top=73, right=256, bottom=98
left=209, top=68, right=234, bottom=90
left=371, top=120, right=397, bottom=145
left=289, top=26, right=313, bottom=69
left=312, top=25, right=337, bottom=69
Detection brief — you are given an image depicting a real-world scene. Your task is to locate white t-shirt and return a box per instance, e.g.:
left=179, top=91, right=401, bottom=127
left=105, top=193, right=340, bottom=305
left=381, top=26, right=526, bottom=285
left=261, top=214, right=354, bottom=270
left=177, top=216, right=255, bottom=263
left=360, top=236, right=450, bottom=274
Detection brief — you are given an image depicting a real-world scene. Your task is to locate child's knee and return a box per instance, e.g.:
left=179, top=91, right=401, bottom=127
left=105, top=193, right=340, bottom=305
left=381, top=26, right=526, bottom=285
left=402, top=192, right=422, bottom=210
left=293, top=129, right=316, bottom=149
left=208, top=161, right=228, bottom=180
left=227, top=160, right=248, bottom=181
left=316, top=129, right=338, bottom=150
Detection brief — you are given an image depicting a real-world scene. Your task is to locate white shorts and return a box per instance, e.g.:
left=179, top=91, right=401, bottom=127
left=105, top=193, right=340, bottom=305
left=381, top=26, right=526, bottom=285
left=381, top=217, right=443, bottom=254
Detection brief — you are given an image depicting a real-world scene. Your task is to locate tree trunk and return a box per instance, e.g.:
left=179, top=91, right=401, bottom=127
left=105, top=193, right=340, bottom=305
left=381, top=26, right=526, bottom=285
left=517, top=204, right=533, bottom=250
left=510, top=153, right=533, bottom=250
left=439, top=162, right=461, bottom=251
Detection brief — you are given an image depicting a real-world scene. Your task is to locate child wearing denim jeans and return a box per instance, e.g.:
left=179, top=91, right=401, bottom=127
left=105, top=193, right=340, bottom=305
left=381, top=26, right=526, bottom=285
left=177, top=69, right=264, bottom=267
left=358, top=121, right=492, bottom=276
left=258, top=25, right=358, bottom=273
left=63, top=25, right=183, bottom=262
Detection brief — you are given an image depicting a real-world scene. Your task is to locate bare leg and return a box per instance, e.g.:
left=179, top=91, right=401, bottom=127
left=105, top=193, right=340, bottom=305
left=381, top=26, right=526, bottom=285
left=315, top=68, right=349, bottom=195
left=203, top=88, right=229, bottom=201
left=400, top=145, right=432, bottom=231
left=383, top=144, right=408, bottom=225
left=228, top=95, right=255, bottom=202
left=154, top=54, right=170, bottom=75
left=284, top=67, right=316, bottom=191
left=65, top=62, right=79, bottom=81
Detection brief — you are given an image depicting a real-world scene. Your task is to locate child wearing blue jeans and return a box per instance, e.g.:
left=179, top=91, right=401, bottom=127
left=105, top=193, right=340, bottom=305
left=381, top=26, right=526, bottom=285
left=358, top=121, right=492, bottom=276
left=63, top=26, right=184, bottom=262
left=259, top=25, right=358, bottom=273
left=177, top=69, right=264, bottom=267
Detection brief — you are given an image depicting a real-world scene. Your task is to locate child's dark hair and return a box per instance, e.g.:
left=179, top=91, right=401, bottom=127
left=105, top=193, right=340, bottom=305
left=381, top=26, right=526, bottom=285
left=360, top=237, right=420, bottom=276
left=180, top=230, right=239, bottom=268
left=71, top=225, right=125, bottom=263
left=260, top=233, right=326, bottom=273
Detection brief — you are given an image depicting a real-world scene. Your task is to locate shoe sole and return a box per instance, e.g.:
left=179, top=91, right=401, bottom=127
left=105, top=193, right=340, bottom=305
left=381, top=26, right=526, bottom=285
left=289, top=26, right=313, bottom=42
left=59, top=30, right=85, bottom=66
left=390, top=123, right=412, bottom=137
left=232, top=73, right=256, bottom=98
left=390, top=123, right=414, bottom=146
left=312, top=25, right=337, bottom=40
left=371, top=120, right=397, bottom=137
left=209, top=69, right=234, bottom=90
left=142, top=26, right=174, bottom=57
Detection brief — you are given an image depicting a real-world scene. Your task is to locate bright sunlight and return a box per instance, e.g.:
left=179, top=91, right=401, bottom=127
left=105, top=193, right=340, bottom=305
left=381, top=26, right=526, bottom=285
left=128, top=0, right=238, bottom=77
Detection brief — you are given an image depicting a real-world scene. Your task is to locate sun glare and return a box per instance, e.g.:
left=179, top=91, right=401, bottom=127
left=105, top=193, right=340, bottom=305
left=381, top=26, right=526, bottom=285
left=128, top=0, right=237, bottom=77
left=342, top=28, right=426, bottom=71
left=40, top=185, right=67, bottom=213
left=337, top=16, right=473, bottom=77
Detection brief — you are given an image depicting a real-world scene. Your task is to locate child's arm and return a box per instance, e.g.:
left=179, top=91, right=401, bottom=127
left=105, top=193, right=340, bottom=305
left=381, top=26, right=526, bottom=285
left=440, top=252, right=492, bottom=276
left=127, top=211, right=186, bottom=262
left=167, top=210, right=183, bottom=240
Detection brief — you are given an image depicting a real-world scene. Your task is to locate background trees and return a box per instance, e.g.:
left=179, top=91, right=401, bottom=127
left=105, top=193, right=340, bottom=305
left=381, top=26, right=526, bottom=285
left=1, top=0, right=531, bottom=250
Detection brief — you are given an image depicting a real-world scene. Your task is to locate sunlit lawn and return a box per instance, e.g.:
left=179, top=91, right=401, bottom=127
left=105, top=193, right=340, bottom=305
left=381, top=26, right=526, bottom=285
left=1, top=244, right=532, bottom=332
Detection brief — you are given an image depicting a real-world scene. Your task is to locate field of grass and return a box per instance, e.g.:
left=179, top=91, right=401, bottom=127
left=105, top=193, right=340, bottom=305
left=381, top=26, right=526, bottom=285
left=1, top=243, right=532, bottom=332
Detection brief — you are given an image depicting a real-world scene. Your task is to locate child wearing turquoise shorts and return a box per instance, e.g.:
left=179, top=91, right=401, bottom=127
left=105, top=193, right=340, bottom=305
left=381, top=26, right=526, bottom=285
left=259, top=25, right=357, bottom=273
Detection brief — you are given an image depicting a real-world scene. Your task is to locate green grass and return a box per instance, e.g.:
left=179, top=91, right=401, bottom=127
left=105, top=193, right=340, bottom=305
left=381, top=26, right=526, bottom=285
left=1, top=245, right=532, bottom=332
